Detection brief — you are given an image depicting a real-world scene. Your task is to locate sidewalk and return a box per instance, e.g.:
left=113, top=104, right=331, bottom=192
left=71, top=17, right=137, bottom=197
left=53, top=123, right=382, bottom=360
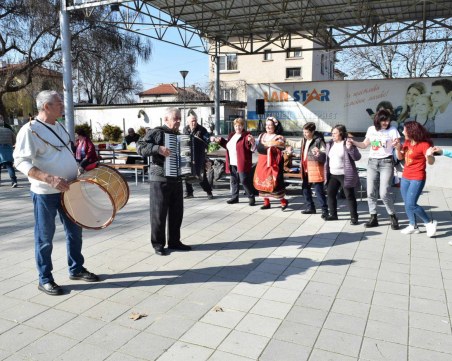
left=0, top=158, right=452, bottom=360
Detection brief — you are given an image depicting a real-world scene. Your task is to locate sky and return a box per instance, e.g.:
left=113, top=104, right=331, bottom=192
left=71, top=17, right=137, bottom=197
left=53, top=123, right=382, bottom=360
left=137, top=41, right=210, bottom=92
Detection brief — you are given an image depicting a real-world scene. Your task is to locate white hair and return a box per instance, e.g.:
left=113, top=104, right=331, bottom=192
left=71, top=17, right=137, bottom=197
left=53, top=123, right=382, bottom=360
left=36, top=90, right=61, bottom=111
left=164, top=107, right=181, bottom=121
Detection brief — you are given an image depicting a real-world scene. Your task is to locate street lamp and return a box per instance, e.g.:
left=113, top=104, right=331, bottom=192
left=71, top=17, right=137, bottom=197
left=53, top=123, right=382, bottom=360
left=180, top=70, right=189, bottom=126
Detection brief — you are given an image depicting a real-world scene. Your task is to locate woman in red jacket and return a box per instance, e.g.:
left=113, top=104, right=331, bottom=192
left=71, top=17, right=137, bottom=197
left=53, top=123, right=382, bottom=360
left=75, top=128, right=98, bottom=171
left=212, top=118, right=256, bottom=205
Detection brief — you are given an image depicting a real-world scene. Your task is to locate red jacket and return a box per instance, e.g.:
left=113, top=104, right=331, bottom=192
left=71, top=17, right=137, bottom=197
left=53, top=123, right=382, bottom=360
left=219, top=131, right=254, bottom=173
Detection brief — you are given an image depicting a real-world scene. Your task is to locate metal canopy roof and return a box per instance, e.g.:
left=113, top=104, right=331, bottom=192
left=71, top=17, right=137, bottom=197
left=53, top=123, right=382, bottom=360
left=67, top=0, right=452, bottom=54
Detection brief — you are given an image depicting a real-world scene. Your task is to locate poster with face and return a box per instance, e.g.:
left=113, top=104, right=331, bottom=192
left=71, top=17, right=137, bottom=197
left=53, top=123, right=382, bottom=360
left=247, top=77, right=452, bottom=134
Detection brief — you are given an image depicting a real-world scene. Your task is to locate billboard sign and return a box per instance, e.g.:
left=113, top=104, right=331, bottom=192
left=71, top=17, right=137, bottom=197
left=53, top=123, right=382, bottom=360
left=247, top=77, right=452, bottom=133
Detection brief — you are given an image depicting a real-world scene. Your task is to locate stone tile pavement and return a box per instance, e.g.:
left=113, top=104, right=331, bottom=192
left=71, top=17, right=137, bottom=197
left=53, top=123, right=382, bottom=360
left=1, top=154, right=452, bottom=360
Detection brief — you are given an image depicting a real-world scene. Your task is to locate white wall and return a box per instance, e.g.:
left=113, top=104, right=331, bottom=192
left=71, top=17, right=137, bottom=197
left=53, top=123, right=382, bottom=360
left=73, top=102, right=245, bottom=139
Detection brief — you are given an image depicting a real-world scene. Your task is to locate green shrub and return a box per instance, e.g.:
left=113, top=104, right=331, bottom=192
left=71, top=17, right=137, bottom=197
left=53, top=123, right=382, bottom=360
left=207, top=142, right=220, bottom=153
left=74, top=123, right=92, bottom=139
left=102, top=124, right=123, bottom=142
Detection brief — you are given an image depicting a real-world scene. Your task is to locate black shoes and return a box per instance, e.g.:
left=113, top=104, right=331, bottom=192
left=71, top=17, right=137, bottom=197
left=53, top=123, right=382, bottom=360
left=326, top=215, right=338, bottom=221
left=301, top=208, right=316, bottom=214
left=321, top=211, right=328, bottom=220
left=38, top=281, right=63, bottom=296
left=249, top=197, right=256, bottom=206
left=207, top=193, right=214, bottom=200
left=69, top=268, right=99, bottom=282
left=261, top=204, right=271, bottom=210
left=350, top=217, right=359, bottom=225
left=227, top=198, right=239, bottom=204
left=184, top=193, right=194, bottom=199
left=365, top=214, right=379, bottom=228
left=168, top=242, right=192, bottom=251
left=390, top=214, right=399, bottom=230
left=154, top=246, right=167, bottom=256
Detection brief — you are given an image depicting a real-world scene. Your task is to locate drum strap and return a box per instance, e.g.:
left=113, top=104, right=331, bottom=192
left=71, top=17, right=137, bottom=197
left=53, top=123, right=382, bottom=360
left=36, top=120, right=74, bottom=155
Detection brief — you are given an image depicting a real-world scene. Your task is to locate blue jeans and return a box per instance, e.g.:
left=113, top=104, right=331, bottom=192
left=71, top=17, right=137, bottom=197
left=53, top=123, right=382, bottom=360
left=400, top=178, right=430, bottom=226
left=302, top=173, right=328, bottom=212
left=31, top=192, right=84, bottom=285
left=366, top=157, right=395, bottom=215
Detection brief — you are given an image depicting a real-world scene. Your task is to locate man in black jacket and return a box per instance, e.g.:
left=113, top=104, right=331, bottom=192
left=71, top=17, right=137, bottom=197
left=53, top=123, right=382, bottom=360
left=137, top=107, right=191, bottom=256
left=182, top=114, right=214, bottom=199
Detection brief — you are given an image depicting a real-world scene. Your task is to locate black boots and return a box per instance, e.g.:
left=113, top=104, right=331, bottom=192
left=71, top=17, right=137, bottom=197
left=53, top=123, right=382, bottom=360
left=390, top=214, right=399, bottom=230
left=365, top=214, right=379, bottom=228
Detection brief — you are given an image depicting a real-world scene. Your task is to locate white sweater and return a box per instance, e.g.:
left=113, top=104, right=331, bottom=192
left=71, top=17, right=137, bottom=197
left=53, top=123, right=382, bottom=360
left=13, top=120, right=78, bottom=194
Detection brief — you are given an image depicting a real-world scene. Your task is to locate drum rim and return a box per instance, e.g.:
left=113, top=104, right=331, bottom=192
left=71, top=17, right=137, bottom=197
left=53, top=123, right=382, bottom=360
left=61, top=179, right=116, bottom=230
left=98, top=163, right=130, bottom=209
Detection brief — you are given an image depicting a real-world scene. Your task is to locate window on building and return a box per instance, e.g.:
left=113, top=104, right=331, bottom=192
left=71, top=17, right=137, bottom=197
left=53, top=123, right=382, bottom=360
left=221, top=88, right=238, bottom=101
left=219, top=54, right=238, bottom=71
left=286, top=67, right=301, bottom=78
left=320, top=54, right=325, bottom=75
left=263, top=50, right=272, bottom=61
left=286, top=48, right=302, bottom=58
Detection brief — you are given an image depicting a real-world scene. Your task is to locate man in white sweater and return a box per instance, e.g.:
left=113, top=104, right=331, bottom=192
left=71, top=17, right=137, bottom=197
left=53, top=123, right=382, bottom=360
left=13, top=90, right=99, bottom=296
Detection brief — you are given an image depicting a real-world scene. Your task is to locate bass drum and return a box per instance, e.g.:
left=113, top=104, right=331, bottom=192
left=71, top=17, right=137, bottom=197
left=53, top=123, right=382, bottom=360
left=61, top=164, right=129, bottom=230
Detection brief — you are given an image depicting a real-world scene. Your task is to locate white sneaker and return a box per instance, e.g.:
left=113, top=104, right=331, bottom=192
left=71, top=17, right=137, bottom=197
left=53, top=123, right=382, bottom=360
left=425, top=220, right=438, bottom=238
left=401, top=225, right=420, bottom=235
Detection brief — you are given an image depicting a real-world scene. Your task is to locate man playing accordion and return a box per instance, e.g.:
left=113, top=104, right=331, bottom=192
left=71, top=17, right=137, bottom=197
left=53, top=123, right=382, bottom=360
left=137, top=107, right=192, bottom=256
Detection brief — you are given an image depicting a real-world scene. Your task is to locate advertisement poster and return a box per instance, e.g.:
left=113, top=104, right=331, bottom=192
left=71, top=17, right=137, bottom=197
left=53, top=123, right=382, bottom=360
left=247, top=77, right=452, bottom=133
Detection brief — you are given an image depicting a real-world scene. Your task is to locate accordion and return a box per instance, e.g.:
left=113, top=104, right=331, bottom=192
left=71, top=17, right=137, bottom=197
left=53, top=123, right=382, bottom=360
left=164, top=133, right=196, bottom=178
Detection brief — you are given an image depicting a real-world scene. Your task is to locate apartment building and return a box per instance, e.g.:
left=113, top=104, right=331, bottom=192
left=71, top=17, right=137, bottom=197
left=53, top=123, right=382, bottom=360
left=209, top=37, right=336, bottom=102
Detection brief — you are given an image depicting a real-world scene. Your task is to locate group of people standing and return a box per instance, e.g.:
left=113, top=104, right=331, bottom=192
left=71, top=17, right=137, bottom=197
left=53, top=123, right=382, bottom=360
left=213, top=113, right=440, bottom=239
left=5, top=90, right=448, bottom=297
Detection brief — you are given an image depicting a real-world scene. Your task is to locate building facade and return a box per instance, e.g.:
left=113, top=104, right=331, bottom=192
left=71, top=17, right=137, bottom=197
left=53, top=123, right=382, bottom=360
left=209, top=37, right=336, bottom=102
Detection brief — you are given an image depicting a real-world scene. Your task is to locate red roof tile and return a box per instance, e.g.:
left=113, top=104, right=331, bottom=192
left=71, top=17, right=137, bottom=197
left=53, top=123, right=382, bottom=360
left=139, top=84, right=180, bottom=96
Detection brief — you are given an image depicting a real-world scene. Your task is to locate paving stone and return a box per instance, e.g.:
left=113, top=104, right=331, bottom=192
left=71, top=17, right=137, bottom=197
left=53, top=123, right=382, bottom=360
left=285, top=305, right=328, bottom=328
left=295, top=292, right=335, bottom=311
left=24, top=307, right=76, bottom=332
left=324, top=312, right=367, bottom=336
left=309, top=348, right=357, bottom=361
left=368, top=304, right=408, bottom=327
left=273, top=320, right=320, bottom=347
left=56, top=342, right=113, bottom=361
left=409, top=327, right=452, bottom=354
left=372, top=291, right=409, bottom=310
left=214, top=293, right=259, bottom=313
left=235, top=313, right=282, bottom=338
left=82, top=299, right=130, bottom=322
left=409, top=311, right=451, bottom=334
left=157, top=341, right=213, bottom=361
left=249, top=299, right=292, bottom=319
left=315, top=328, right=362, bottom=358
left=16, top=333, right=78, bottom=361
left=207, top=350, right=254, bottom=361
left=180, top=322, right=230, bottom=348
left=145, top=314, right=196, bottom=339
left=260, top=339, right=310, bottom=361
left=119, top=332, right=174, bottom=360
left=218, top=330, right=269, bottom=359
left=408, top=346, right=452, bottom=361
left=54, top=315, right=106, bottom=341
left=0, top=300, right=48, bottom=324
left=364, top=319, right=408, bottom=344
left=409, top=296, right=449, bottom=317
left=360, top=337, right=407, bottom=361
left=0, top=324, right=46, bottom=353
left=200, top=307, right=245, bottom=329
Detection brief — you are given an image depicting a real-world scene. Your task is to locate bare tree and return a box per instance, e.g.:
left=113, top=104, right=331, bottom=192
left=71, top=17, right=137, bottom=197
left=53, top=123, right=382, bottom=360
left=337, top=21, right=452, bottom=79
left=0, top=0, right=152, bottom=118
left=74, top=29, right=151, bottom=104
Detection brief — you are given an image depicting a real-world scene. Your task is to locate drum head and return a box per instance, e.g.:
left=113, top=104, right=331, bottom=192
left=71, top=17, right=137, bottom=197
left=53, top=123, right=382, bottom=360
left=62, top=180, right=116, bottom=229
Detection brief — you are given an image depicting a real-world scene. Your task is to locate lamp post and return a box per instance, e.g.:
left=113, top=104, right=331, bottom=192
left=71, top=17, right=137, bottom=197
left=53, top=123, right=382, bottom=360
left=180, top=70, right=189, bottom=127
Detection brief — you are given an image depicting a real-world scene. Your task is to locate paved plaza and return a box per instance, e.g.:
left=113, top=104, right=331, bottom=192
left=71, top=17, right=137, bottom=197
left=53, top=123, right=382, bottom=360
left=1, top=145, right=452, bottom=361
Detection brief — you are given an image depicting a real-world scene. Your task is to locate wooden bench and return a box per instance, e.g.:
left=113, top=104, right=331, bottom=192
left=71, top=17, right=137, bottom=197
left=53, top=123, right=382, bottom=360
left=283, top=172, right=303, bottom=185
left=109, top=164, right=148, bottom=186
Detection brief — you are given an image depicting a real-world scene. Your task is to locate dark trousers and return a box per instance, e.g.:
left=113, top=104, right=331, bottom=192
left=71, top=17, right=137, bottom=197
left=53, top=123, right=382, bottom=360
left=302, top=172, right=327, bottom=212
left=150, top=180, right=183, bottom=248
left=230, top=166, right=255, bottom=200
left=327, top=174, right=357, bottom=218
left=185, top=171, right=212, bottom=195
